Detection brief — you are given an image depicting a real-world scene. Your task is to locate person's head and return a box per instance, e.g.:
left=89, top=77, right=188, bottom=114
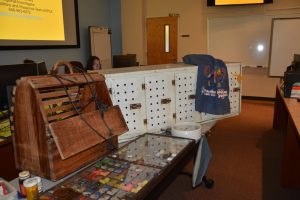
left=86, top=56, right=101, bottom=71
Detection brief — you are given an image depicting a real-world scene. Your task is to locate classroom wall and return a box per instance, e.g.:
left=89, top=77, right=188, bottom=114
left=121, top=0, right=146, bottom=65
left=121, top=0, right=300, bottom=97
left=0, top=0, right=122, bottom=68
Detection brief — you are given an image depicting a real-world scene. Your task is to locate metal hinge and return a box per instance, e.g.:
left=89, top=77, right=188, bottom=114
left=130, top=103, right=142, bottom=110
left=144, top=119, right=147, bottom=124
left=142, top=84, right=145, bottom=90
left=173, top=113, right=176, bottom=119
left=172, top=80, right=175, bottom=86
left=188, top=94, right=196, bottom=100
left=108, top=88, right=112, bottom=94
left=233, top=87, right=240, bottom=92
left=161, top=98, right=171, bottom=104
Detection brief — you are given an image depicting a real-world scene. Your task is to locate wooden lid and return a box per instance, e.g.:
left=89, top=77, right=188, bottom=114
left=48, top=106, right=128, bottom=160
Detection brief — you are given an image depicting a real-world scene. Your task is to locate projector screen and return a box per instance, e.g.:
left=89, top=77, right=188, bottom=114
left=0, top=0, right=79, bottom=49
left=207, top=0, right=272, bottom=6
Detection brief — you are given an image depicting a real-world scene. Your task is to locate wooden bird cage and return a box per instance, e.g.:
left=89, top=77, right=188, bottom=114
left=12, top=70, right=128, bottom=180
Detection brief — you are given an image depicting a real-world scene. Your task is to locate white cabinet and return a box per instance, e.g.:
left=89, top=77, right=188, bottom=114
left=98, top=63, right=241, bottom=142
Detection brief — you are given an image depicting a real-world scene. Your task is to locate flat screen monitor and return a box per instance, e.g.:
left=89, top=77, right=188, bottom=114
left=0, top=62, right=47, bottom=109
left=113, top=54, right=137, bottom=68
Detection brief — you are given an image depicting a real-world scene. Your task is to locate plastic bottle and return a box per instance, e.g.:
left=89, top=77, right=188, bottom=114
left=18, top=171, right=30, bottom=198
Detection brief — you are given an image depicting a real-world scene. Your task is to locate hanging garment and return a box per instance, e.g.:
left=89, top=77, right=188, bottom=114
left=183, top=54, right=230, bottom=115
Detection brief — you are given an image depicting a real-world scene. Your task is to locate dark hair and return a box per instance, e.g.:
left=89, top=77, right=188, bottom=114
left=86, top=56, right=100, bottom=71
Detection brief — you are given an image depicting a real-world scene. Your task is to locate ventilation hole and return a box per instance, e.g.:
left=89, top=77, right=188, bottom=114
left=133, top=120, right=136, bottom=122
left=151, top=117, right=153, bottom=119
left=150, top=96, right=152, bottom=98
left=117, top=100, right=120, bottom=102
left=157, top=109, right=159, bottom=111
left=124, top=91, right=127, bottom=94
left=156, top=95, right=159, bottom=97
left=163, top=87, right=165, bottom=89
left=151, top=110, right=153, bottom=112
left=126, top=121, right=129, bottom=123
left=156, top=81, right=158, bottom=83
left=158, top=123, right=160, bottom=125
left=151, top=124, right=153, bottom=126
left=124, top=84, right=126, bottom=86
left=132, top=91, right=134, bottom=93
left=125, top=106, right=128, bottom=109
left=132, top=98, right=134, bottom=100
left=131, top=83, right=133, bottom=85
left=150, top=103, right=153, bottom=105
left=157, top=102, right=159, bottom=105
left=117, top=92, right=120, bottom=95
left=126, top=114, right=128, bottom=116
left=156, top=88, right=158, bottom=90
left=163, top=108, right=165, bottom=110
left=157, top=116, right=160, bottom=118
left=125, top=99, right=127, bottom=101
left=133, top=113, right=135, bottom=115
left=134, top=127, right=136, bottom=130
left=117, top=84, right=119, bottom=87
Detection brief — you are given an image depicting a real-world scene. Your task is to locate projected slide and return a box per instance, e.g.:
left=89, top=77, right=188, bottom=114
left=215, top=0, right=263, bottom=5
left=0, top=0, right=65, bottom=41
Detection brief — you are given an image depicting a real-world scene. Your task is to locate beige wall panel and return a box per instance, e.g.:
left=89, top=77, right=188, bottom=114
left=121, top=0, right=145, bottom=65
left=121, top=0, right=300, bottom=97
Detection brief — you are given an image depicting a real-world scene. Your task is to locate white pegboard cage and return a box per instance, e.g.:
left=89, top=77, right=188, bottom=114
left=96, top=63, right=242, bottom=142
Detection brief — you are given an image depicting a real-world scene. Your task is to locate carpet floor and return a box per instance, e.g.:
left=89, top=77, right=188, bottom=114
left=157, top=100, right=300, bottom=200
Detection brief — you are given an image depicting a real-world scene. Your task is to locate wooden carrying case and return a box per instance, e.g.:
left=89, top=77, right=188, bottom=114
left=12, top=72, right=128, bottom=180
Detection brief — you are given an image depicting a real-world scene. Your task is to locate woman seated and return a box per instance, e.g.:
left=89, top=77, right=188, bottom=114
left=86, top=56, right=101, bottom=71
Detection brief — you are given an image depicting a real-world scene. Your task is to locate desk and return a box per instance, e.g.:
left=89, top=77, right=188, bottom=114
left=12, top=133, right=196, bottom=200
left=273, top=86, right=300, bottom=189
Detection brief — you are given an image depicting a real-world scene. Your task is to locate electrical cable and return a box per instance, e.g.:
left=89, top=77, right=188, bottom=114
left=51, top=72, right=116, bottom=150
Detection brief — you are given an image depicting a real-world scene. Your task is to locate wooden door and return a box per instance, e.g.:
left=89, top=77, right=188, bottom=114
left=147, top=17, right=178, bottom=65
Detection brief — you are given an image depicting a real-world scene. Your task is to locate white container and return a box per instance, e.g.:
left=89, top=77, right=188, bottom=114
left=171, top=122, right=202, bottom=141
left=0, top=178, right=17, bottom=200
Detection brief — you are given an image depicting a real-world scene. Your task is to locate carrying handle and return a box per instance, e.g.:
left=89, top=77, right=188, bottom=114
left=50, top=61, right=74, bottom=75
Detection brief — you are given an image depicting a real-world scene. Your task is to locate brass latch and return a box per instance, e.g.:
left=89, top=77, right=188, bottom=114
left=142, top=84, right=145, bottom=90
left=173, top=113, right=176, bottom=119
left=161, top=98, right=171, bottom=104
left=130, top=103, right=142, bottom=110
left=144, top=119, right=147, bottom=124
left=188, top=94, right=196, bottom=100
left=172, top=80, right=175, bottom=86
left=108, top=88, right=112, bottom=94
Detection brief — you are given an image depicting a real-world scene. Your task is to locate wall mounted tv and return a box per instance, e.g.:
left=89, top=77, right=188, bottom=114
left=0, top=0, right=79, bottom=50
left=207, top=0, right=273, bottom=6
